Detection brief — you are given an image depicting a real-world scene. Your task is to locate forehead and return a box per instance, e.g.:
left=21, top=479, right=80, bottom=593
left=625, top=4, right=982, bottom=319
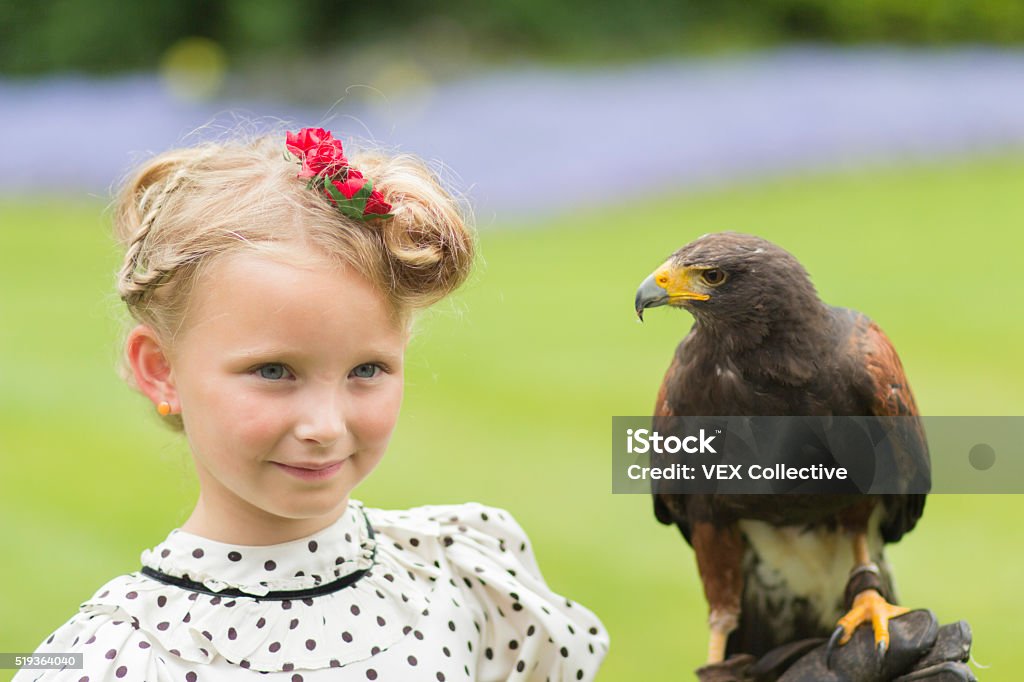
left=178, top=249, right=406, bottom=347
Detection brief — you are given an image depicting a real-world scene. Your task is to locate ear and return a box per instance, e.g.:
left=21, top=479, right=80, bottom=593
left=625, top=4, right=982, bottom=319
left=125, top=324, right=178, bottom=414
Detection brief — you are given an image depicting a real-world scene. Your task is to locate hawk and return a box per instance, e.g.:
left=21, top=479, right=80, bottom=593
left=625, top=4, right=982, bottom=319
left=634, top=232, right=928, bottom=666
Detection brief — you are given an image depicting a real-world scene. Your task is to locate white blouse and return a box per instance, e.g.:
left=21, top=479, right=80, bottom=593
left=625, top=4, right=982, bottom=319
left=17, top=501, right=608, bottom=681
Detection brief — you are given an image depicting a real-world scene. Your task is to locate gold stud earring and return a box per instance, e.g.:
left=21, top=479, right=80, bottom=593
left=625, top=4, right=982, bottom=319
left=157, top=401, right=172, bottom=416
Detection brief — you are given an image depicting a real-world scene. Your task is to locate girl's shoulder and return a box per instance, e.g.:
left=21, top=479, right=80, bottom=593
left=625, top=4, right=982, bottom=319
left=13, top=574, right=166, bottom=681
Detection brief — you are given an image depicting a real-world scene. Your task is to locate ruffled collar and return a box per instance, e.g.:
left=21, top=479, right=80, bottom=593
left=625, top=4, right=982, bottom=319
left=140, top=501, right=375, bottom=598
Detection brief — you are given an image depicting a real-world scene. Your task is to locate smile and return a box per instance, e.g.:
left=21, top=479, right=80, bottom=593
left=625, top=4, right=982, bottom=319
left=272, top=460, right=345, bottom=481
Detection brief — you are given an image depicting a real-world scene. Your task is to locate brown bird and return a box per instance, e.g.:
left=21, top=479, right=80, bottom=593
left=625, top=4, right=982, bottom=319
left=634, top=232, right=928, bottom=666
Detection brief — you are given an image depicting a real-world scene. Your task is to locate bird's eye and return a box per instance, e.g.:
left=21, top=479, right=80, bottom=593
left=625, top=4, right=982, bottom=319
left=351, top=363, right=381, bottom=379
left=701, top=269, right=727, bottom=286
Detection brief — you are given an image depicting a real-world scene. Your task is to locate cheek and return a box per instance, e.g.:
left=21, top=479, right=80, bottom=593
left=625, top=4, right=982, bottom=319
left=351, top=384, right=404, bottom=446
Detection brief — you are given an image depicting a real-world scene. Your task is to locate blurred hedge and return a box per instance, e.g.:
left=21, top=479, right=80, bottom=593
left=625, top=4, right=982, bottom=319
left=2, top=0, right=1024, bottom=75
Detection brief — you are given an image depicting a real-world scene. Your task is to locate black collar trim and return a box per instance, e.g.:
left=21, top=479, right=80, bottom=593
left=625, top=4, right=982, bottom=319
left=139, top=514, right=376, bottom=601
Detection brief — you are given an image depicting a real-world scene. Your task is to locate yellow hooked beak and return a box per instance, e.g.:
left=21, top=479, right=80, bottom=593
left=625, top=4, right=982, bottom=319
left=635, top=262, right=711, bottom=321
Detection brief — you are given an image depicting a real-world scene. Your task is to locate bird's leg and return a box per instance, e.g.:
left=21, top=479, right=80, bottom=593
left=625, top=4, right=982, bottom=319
left=828, top=509, right=910, bottom=664
left=692, top=521, right=744, bottom=664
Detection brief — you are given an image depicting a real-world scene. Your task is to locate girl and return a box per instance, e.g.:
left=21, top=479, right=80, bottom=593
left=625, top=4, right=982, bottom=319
left=17, top=128, right=608, bottom=681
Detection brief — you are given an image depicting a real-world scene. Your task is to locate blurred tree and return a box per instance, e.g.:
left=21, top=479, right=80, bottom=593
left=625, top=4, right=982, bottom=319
left=1, top=0, right=1023, bottom=76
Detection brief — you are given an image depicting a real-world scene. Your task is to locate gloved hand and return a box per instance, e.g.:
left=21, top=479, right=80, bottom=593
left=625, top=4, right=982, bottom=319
left=695, top=611, right=975, bottom=682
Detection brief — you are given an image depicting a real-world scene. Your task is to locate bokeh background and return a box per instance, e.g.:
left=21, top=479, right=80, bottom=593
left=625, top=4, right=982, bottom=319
left=2, top=2, right=1023, bottom=680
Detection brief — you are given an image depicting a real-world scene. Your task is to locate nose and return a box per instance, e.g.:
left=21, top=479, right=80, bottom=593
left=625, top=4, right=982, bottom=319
left=293, top=387, right=347, bottom=447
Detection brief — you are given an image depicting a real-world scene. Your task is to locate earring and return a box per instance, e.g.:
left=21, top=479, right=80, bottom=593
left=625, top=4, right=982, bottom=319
left=157, top=401, right=172, bottom=416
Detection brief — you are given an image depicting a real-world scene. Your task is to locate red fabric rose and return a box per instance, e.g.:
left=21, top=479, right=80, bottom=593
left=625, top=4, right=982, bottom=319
left=287, top=128, right=348, bottom=179
left=285, top=128, right=328, bottom=156
left=328, top=175, right=367, bottom=200
left=364, top=188, right=392, bottom=216
left=303, top=139, right=347, bottom=179
left=326, top=175, right=393, bottom=217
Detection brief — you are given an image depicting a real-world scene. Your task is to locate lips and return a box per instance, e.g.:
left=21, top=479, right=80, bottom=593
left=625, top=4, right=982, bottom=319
left=272, top=460, right=346, bottom=481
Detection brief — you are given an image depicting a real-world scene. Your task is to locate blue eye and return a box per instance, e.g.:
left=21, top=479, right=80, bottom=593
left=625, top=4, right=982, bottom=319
left=257, top=364, right=290, bottom=381
left=351, top=364, right=380, bottom=379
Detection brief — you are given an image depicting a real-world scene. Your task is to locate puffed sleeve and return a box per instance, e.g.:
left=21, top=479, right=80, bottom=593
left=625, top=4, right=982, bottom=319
left=437, top=503, right=609, bottom=682
left=13, top=605, right=172, bottom=682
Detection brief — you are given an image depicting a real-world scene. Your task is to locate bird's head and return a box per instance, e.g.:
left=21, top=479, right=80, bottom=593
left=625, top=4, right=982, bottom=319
left=635, top=232, right=820, bottom=331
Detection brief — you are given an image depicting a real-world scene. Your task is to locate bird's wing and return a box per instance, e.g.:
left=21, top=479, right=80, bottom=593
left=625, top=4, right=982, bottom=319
left=651, top=349, right=694, bottom=544
left=852, top=315, right=928, bottom=542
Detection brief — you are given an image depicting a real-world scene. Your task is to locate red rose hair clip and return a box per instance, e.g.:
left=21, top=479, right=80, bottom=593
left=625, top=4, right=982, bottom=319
left=285, top=128, right=393, bottom=220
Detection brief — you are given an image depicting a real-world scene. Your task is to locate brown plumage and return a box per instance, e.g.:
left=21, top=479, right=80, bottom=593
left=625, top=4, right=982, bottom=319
left=634, top=232, right=927, bottom=662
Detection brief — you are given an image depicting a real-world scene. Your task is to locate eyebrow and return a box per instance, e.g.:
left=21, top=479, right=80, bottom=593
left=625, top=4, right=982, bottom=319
left=228, top=347, right=402, bottom=364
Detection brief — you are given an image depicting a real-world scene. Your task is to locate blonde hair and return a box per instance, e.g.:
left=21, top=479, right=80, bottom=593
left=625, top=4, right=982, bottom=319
left=113, top=132, right=474, bottom=430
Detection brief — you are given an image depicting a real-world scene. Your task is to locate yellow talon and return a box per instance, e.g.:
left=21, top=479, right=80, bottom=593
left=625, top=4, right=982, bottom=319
left=836, top=589, right=910, bottom=650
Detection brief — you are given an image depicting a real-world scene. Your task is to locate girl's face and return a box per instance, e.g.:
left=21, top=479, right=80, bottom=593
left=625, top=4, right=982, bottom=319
left=163, top=250, right=406, bottom=543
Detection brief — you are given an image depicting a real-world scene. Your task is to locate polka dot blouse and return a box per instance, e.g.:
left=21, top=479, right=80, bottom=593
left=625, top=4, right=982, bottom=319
left=17, top=501, right=608, bottom=681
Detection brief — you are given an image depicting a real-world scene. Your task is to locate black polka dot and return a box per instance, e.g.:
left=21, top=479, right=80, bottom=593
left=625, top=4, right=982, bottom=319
left=366, top=670, right=378, bottom=680
left=192, top=548, right=204, bottom=559
left=228, top=551, right=242, bottom=561
left=443, top=646, right=452, bottom=657
left=157, top=622, right=169, bottom=631
left=437, top=673, right=446, bottom=681
left=160, top=550, right=170, bottom=559
left=371, top=647, right=381, bottom=655
left=509, top=640, right=519, bottom=649
left=351, top=604, right=360, bottom=615
left=125, top=591, right=137, bottom=599
left=527, top=625, right=536, bottom=636
left=105, top=649, right=117, bottom=660
left=308, top=540, right=318, bottom=552
left=228, top=628, right=237, bottom=640
left=377, top=616, right=386, bottom=626
left=410, top=538, right=420, bottom=546
left=265, top=560, right=277, bottom=571
left=561, top=646, right=569, bottom=658
left=240, top=661, right=250, bottom=669
left=517, top=661, right=526, bottom=672
left=283, top=663, right=293, bottom=671
left=289, top=618, right=299, bottom=630
left=484, top=648, right=493, bottom=660
left=115, top=666, right=127, bottom=678
left=183, top=613, right=191, bottom=623
left=210, top=597, right=221, bottom=605
left=330, top=660, right=340, bottom=668
left=589, top=627, right=599, bottom=635
left=577, top=670, right=584, bottom=680
left=256, top=618, right=266, bottom=628
left=407, top=655, right=418, bottom=666
left=282, top=600, right=292, bottom=610
left=342, top=632, right=353, bottom=643
left=306, top=639, right=317, bottom=650
left=79, top=677, right=89, bottom=682
left=269, top=642, right=281, bottom=653
left=186, top=673, right=197, bottom=682
left=292, top=675, right=303, bottom=682
left=157, top=596, right=167, bottom=608
left=139, top=642, right=150, bottom=649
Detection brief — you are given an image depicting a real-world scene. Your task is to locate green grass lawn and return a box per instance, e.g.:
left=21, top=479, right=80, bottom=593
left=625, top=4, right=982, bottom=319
left=2, top=154, right=1022, bottom=681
